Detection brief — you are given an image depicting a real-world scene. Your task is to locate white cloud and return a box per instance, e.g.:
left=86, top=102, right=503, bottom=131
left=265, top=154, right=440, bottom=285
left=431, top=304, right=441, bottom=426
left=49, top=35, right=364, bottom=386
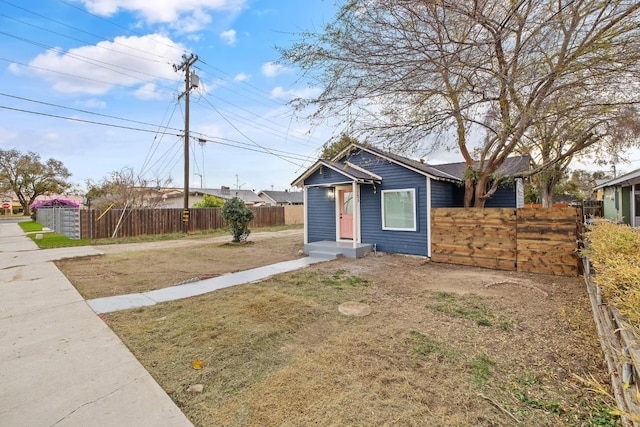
left=80, top=0, right=246, bottom=24
left=172, top=8, right=212, bottom=33
left=234, top=72, right=250, bottom=81
left=13, top=34, right=185, bottom=96
left=135, top=83, right=164, bottom=100
left=261, top=61, right=288, bottom=78
left=271, top=86, right=320, bottom=101
left=220, top=29, right=237, bottom=45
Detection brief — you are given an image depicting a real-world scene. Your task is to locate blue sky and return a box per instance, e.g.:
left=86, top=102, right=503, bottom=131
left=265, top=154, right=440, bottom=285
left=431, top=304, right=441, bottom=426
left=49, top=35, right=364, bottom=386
left=1, top=0, right=637, bottom=195
left=0, top=0, right=340, bottom=192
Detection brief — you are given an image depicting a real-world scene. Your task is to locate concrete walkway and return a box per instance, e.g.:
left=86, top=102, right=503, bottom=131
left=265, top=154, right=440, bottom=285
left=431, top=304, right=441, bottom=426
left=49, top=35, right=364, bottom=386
left=88, top=257, right=328, bottom=314
left=0, top=222, right=193, bottom=427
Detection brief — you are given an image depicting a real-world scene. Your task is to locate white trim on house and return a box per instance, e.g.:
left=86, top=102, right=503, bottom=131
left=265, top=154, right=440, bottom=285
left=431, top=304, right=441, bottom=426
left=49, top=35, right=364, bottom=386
left=344, top=161, right=383, bottom=181
left=516, top=178, right=525, bottom=208
left=334, top=185, right=358, bottom=242
left=427, top=177, right=432, bottom=258
left=353, top=181, right=359, bottom=248
left=381, top=188, right=418, bottom=232
left=331, top=144, right=461, bottom=182
left=303, top=187, right=308, bottom=244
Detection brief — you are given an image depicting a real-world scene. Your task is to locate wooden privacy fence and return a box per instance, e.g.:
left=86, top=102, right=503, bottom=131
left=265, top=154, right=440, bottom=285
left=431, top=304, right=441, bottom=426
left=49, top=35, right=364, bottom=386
left=431, top=207, right=582, bottom=276
left=284, top=205, right=304, bottom=225
left=80, top=206, right=285, bottom=239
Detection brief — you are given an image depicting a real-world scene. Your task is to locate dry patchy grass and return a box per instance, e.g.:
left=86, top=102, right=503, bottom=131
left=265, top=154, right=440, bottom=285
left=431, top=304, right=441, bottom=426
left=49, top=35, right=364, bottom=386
left=102, top=256, right=617, bottom=427
left=56, top=234, right=304, bottom=299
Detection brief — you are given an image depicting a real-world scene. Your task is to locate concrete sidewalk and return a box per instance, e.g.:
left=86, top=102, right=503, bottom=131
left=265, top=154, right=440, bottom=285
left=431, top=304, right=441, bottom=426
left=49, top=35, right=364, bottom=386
left=0, top=222, right=193, bottom=427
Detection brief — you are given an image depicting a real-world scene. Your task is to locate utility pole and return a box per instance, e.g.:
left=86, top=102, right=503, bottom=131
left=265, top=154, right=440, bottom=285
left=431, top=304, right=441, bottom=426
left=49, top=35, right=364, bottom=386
left=173, top=53, right=199, bottom=233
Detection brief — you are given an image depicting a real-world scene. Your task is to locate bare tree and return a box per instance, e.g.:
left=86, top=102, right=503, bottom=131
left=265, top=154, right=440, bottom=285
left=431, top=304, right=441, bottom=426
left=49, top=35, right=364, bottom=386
left=86, top=168, right=171, bottom=209
left=0, top=149, right=72, bottom=215
left=520, top=101, right=640, bottom=206
left=281, top=0, right=640, bottom=207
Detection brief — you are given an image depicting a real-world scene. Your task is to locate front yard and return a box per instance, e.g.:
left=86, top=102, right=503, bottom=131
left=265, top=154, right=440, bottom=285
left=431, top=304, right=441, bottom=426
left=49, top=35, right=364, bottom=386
left=57, top=233, right=617, bottom=426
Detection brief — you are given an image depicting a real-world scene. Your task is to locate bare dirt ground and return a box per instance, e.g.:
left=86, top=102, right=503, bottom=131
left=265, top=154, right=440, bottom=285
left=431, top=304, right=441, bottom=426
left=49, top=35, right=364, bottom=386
left=56, top=230, right=616, bottom=426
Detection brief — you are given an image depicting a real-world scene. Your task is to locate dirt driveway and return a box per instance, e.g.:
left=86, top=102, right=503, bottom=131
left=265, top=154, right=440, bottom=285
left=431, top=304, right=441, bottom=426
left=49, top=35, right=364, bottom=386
left=56, top=230, right=614, bottom=426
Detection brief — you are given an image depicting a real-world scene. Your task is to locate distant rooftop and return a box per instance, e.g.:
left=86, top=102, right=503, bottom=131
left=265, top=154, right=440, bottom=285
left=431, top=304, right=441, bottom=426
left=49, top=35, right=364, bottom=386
left=258, top=190, right=303, bottom=204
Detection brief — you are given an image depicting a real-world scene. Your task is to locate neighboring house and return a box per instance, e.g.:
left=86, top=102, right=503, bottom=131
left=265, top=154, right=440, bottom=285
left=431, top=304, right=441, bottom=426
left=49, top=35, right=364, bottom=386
left=161, top=187, right=265, bottom=208
left=258, top=190, right=304, bottom=206
left=0, top=193, right=84, bottom=217
left=593, top=168, right=640, bottom=226
left=291, top=143, right=528, bottom=258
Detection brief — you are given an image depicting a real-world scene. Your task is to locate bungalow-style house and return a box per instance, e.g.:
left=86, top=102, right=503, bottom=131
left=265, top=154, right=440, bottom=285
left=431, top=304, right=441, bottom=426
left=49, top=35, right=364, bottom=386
left=161, top=187, right=265, bottom=208
left=593, top=168, right=640, bottom=226
left=258, top=190, right=304, bottom=206
left=291, top=144, right=528, bottom=258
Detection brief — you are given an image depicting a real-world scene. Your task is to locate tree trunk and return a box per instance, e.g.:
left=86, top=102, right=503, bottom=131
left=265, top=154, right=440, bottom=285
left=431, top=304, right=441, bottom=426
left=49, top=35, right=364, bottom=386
left=539, top=182, right=554, bottom=208
left=473, top=175, right=490, bottom=208
left=463, top=178, right=474, bottom=208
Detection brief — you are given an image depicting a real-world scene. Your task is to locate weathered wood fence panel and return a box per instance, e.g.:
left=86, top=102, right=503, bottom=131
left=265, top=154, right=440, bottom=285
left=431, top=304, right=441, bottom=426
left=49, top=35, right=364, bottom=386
left=80, top=206, right=285, bottom=239
left=516, top=208, right=582, bottom=276
left=431, top=208, right=517, bottom=271
left=431, top=207, right=580, bottom=276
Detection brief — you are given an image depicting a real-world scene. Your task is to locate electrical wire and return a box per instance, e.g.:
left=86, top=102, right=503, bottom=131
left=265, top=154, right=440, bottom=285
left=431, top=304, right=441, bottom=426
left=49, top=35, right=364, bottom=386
left=0, top=32, right=179, bottom=87
left=0, top=57, right=177, bottom=98
left=0, top=0, right=175, bottom=63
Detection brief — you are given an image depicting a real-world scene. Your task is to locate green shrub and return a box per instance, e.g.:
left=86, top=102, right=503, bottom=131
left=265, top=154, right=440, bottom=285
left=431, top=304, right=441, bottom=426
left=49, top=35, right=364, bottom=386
left=192, top=194, right=225, bottom=208
left=583, top=220, right=640, bottom=325
left=221, top=197, right=254, bottom=243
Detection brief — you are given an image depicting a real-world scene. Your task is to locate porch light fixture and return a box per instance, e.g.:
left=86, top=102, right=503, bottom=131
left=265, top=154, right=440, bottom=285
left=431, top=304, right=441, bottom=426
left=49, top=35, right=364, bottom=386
left=328, top=187, right=335, bottom=200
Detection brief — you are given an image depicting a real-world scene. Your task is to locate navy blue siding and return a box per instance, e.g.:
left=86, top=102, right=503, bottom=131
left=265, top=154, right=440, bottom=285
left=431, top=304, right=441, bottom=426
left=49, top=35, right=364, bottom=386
left=431, top=180, right=464, bottom=208
left=341, top=150, right=428, bottom=256
left=485, top=183, right=517, bottom=207
left=306, top=186, right=336, bottom=242
left=305, top=166, right=351, bottom=186
left=434, top=180, right=516, bottom=208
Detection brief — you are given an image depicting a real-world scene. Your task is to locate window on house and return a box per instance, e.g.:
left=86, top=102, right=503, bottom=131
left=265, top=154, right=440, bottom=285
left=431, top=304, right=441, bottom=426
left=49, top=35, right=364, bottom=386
left=381, top=189, right=416, bottom=231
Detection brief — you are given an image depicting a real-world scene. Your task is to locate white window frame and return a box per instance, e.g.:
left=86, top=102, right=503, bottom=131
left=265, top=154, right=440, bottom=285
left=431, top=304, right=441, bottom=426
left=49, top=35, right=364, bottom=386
left=381, top=188, right=417, bottom=231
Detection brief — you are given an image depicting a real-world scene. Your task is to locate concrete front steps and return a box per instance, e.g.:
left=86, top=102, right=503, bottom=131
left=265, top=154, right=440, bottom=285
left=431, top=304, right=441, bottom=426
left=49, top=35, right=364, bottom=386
left=304, top=241, right=373, bottom=259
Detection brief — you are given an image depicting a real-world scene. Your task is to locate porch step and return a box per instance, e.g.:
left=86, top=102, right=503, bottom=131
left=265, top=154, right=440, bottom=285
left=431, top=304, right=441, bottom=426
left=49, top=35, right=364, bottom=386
left=304, top=241, right=373, bottom=259
left=308, top=250, right=344, bottom=260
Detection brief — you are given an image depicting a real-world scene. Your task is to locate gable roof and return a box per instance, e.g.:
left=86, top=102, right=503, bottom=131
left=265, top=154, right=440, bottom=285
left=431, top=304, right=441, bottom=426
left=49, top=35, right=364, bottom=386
left=335, top=143, right=529, bottom=181
left=292, top=143, right=530, bottom=187
left=291, top=158, right=383, bottom=187
left=593, top=168, right=640, bottom=190
left=258, top=190, right=304, bottom=204
left=341, top=144, right=461, bottom=181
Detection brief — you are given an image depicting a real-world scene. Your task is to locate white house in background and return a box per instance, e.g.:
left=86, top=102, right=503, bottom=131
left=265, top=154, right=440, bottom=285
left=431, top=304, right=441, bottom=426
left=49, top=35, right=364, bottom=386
left=258, top=190, right=304, bottom=206
left=160, top=186, right=265, bottom=208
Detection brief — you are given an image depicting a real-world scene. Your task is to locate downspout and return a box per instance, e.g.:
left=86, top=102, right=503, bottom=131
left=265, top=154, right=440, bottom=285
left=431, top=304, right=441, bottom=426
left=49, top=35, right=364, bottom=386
left=427, top=177, right=432, bottom=258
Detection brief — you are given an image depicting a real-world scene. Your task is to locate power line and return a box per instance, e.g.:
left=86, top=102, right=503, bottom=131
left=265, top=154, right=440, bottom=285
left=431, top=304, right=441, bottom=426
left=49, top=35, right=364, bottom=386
left=0, top=57, right=177, bottom=97
left=0, top=32, right=179, bottom=87
left=0, top=104, right=181, bottom=134
left=198, top=95, right=300, bottom=166
left=0, top=92, right=182, bottom=131
left=0, top=0, right=175, bottom=64
left=54, top=0, right=185, bottom=54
